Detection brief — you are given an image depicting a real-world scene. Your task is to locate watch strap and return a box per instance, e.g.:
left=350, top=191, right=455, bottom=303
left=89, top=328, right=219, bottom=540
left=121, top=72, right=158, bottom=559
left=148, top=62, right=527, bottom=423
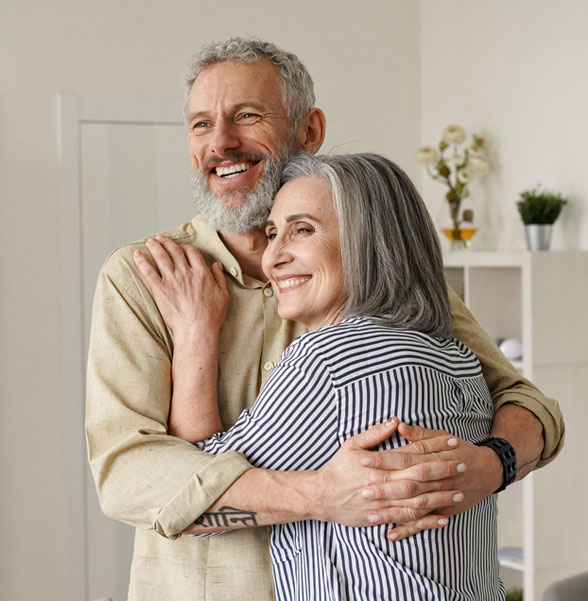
left=476, top=437, right=517, bottom=493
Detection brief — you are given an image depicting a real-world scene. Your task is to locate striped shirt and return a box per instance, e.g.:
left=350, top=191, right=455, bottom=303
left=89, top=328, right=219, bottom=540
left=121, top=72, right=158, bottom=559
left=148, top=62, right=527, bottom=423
left=198, top=316, right=504, bottom=601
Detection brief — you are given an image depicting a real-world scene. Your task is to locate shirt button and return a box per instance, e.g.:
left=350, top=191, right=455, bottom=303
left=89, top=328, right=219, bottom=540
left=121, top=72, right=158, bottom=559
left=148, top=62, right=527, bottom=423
left=263, top=361, right=274, bottom=371
left=229, top=267, right=238, bottom=277
left=263, top=288, right=274, bottom=297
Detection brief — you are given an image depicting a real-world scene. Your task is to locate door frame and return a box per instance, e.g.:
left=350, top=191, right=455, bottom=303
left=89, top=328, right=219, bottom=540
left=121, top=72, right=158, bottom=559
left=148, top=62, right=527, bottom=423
left=57, top=93, right=184, bottom=599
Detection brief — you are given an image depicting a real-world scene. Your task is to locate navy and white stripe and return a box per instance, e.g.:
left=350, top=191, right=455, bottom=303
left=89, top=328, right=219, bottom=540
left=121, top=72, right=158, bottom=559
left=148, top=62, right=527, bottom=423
left=198, top=316, right=504, bottom=601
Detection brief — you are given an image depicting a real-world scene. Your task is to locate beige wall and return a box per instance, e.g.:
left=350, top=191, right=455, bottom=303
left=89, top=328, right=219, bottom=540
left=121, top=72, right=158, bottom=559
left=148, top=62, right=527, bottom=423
left=419, top=0, right=588, bottom=251
left=0, top=2, right=420, bottom=600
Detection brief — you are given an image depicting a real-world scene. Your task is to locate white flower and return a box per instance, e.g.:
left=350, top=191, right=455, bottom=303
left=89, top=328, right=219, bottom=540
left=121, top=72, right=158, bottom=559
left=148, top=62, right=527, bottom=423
left=468, top=156, right=490, bottom=175
left=442, top=124, right=466, bottom=145
left=458, top=168, right=473, bottom=184
left=416, top=146, right=439, bottom=166
left=450, top=154, right=465, bottom=166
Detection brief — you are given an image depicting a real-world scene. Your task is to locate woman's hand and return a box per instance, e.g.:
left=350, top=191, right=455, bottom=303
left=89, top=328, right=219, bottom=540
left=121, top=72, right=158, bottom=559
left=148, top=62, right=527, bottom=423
left=133, top=235, right=230, bottom=336
left=134, top=235, right=229, bottom=442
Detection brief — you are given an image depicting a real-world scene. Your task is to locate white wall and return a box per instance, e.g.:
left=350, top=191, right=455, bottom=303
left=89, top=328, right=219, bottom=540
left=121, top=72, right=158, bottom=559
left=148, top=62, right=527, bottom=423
left=419, top=0, right=588, bottom=251
left=0, top=2, right=420, bottom=600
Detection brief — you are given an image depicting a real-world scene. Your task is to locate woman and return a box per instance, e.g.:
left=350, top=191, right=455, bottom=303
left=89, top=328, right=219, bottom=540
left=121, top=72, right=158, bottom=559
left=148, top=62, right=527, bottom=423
left=135, top=153, right=503, bottom=600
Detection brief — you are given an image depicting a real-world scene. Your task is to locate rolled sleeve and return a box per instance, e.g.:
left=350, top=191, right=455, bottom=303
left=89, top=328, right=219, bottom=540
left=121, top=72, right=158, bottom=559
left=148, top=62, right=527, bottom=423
left=86, top=247, right=253, bottom=538
left=448, top=286, right=565, bottom=466
left=153, top=450, right=253, bottom=538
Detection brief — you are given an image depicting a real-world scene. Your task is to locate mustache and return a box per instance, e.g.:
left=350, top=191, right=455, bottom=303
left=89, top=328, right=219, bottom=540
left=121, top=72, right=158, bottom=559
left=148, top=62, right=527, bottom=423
left=201, top=152, right=268, bottom=171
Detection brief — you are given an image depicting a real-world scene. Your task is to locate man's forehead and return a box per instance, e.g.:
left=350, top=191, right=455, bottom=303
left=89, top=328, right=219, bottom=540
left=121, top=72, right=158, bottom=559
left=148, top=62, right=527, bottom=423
left=189, top=59, right=283, bottom=108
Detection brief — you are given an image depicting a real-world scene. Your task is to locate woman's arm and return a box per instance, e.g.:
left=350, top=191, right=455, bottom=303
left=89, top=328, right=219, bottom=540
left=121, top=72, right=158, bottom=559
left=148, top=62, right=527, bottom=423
left=133, top=235, right=229, bottom=442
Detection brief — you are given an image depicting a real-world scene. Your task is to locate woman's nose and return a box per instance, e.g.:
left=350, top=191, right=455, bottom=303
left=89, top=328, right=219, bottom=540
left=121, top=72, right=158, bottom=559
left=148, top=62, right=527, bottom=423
left=263, top=235, right=292, bottom=270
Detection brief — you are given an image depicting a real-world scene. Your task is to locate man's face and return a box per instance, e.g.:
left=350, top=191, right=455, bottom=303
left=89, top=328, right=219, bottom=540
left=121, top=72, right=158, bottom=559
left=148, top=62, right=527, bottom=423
left=187, top=59, right=295, bottom=233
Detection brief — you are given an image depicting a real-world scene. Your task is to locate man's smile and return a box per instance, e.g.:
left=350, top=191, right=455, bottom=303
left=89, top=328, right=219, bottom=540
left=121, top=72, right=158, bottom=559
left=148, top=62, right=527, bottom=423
left=214, top=161, right=258, bottom=178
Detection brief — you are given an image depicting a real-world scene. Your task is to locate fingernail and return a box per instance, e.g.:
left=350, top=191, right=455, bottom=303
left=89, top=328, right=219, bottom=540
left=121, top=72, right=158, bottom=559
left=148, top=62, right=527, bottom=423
left=457, top=463, right=466, bottom=473
left=146, top=238, right=154, bottom=244
left=385, top=417, right=397, bottom=427
left=155, top=234, right=163, bottom=240
left=134, top=250, right=141, bottom=257
left=388, top=532, right=398, bottom=541
left=361, top=489, right=374, bottom=499
left=361, top=457, right=374, bottom=467
left=368, top=514, right=381, bottom=524
left=448, top=438, right=458, bottom=447
left=438, top=518, right=449, bottom=526
left=453, top=493, right=464, bottom=503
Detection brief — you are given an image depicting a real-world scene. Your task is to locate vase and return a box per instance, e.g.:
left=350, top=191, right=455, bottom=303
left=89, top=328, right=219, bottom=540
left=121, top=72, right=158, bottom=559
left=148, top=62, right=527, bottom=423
left=442, top=226, right=477, bottom=250
left=524, top=224, right=553, bottom=251
left=439, top=196, right=477, bottom=250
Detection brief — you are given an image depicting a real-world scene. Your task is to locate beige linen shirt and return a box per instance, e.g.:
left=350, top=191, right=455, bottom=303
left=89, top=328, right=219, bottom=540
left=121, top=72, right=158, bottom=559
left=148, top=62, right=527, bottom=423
left=86, top=215, right=564, bottom=601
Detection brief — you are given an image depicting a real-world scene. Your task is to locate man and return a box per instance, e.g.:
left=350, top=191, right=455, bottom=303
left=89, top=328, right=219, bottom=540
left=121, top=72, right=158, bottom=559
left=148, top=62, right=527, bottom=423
left=86, top=37, right=564, bottom=600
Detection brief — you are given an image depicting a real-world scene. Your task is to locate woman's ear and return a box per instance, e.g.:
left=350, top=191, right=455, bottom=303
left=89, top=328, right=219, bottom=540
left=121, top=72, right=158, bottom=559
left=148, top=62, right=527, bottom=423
left=295, top=108, right=326, bottom=154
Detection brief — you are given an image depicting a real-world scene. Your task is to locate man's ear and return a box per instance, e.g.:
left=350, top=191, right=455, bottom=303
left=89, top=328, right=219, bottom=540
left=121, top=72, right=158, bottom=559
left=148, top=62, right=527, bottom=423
left=295, top=108, right=326, bottom=154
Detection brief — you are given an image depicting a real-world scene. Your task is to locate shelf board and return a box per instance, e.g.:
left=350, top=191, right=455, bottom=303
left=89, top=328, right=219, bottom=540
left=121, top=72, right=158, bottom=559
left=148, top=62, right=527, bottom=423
left=443, top=250, right=529, bottom=268
left=498, top=546, right=524, bottom=571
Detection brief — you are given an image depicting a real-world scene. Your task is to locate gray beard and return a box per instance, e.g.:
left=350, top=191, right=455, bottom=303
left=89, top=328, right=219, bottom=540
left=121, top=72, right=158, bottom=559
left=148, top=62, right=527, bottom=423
left=191, top=152, right=291, bottom=235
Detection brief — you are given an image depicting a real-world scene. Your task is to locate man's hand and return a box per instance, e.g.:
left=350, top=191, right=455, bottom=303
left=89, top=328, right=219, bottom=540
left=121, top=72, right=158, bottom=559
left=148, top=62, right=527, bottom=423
left=311, top=419, right=471, bottom=538
left=382, top=422, right=503, bottom=540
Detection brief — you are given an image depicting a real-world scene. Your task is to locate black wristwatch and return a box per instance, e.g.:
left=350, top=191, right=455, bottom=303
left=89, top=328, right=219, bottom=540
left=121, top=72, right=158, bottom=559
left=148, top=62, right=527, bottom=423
left=475, top=437, right=517, bottom=493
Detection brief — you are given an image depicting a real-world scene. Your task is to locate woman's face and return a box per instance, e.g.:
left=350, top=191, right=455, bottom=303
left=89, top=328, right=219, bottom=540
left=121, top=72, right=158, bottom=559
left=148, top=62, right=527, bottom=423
left=262, top=176, right=346, bottom=331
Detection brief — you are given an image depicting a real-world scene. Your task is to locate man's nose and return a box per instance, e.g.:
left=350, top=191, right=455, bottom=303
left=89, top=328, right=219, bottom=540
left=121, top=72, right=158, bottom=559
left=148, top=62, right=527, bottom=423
left=210, top=117, right=240, bottom=155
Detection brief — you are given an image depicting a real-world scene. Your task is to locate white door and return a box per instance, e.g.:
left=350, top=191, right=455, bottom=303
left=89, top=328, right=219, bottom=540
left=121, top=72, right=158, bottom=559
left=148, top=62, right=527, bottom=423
left=59, top=94, right=193, bottom=601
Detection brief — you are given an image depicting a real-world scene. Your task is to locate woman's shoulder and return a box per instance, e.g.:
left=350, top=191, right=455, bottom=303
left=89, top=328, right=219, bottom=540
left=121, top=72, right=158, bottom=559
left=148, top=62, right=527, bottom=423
left=281, top=316, right=482, bottom=381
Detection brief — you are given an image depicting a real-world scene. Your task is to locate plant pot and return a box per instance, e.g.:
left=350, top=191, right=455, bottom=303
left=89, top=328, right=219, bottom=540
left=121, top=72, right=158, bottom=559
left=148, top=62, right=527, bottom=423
left=524, top=224, right=553, bottom=251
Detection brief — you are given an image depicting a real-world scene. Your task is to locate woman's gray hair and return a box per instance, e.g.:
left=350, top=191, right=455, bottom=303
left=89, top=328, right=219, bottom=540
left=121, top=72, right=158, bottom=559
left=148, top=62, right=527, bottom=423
left=280, top=153, right=452, bottom=339
left=185, top=37, right=315, bottom=130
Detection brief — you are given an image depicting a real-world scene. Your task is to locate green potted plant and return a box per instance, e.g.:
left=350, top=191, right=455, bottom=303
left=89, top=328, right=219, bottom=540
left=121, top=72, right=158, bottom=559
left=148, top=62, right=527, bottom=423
left=516, top=185, right=568, bottom=251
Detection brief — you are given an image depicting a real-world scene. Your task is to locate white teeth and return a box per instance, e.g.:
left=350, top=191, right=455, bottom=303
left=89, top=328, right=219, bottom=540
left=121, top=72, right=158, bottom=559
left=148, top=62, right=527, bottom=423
left=216, top=162, right=252, bottom=177
left=278, top=277, right=310, bottom=290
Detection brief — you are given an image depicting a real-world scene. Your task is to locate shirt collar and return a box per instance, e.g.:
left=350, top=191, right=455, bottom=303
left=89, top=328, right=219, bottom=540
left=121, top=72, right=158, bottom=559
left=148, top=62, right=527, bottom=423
left=191, top=215, right=267, bottom=289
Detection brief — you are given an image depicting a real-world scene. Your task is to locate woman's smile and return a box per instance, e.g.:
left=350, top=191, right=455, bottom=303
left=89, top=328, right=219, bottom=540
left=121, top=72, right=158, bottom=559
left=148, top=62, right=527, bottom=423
left=274, top=274, right=312, bottom=292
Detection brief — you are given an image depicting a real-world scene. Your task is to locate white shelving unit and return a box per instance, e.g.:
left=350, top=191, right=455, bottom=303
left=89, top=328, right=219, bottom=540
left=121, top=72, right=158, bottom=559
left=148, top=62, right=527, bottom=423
left=443, top=251, right=588, bottom=601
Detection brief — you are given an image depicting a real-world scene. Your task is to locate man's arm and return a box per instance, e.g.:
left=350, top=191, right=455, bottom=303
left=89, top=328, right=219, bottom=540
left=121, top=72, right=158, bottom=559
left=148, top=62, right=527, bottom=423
left=448, top=286, right=564, bottom=465
left=183, top=420, right=466, bottom=536
left=86, top=246, right=252, bottom=539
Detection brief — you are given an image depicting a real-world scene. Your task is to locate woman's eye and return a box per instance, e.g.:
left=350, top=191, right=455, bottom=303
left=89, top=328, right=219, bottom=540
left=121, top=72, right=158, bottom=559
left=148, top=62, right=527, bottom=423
left=296, top=226, right=313, bottom=234
left=266, top=231, right=277, bottom=241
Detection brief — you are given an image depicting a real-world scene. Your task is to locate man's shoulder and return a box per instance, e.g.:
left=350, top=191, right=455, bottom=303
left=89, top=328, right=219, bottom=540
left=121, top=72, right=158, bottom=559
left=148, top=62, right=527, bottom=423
left=103, top=220, right=199, bottom=273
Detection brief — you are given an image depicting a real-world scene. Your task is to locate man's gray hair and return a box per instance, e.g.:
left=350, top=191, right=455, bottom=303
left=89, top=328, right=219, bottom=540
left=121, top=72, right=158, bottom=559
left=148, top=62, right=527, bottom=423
left=185, top=37, right=315, bottom=129
left=280, top=153, right=452, bottom=339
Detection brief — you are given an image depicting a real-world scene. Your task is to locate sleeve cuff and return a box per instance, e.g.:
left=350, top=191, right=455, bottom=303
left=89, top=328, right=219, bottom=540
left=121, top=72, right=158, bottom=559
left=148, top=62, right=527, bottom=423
left=153, top=450, right=253, bottom=539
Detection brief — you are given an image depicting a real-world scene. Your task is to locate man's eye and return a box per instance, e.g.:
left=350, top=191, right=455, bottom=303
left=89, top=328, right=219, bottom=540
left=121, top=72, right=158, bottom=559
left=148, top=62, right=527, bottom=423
left=296, top=225, right=313, bottom=234
left=240, top=113, right=260, bottom=121
left=192, top=121, right=210, bottom=130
